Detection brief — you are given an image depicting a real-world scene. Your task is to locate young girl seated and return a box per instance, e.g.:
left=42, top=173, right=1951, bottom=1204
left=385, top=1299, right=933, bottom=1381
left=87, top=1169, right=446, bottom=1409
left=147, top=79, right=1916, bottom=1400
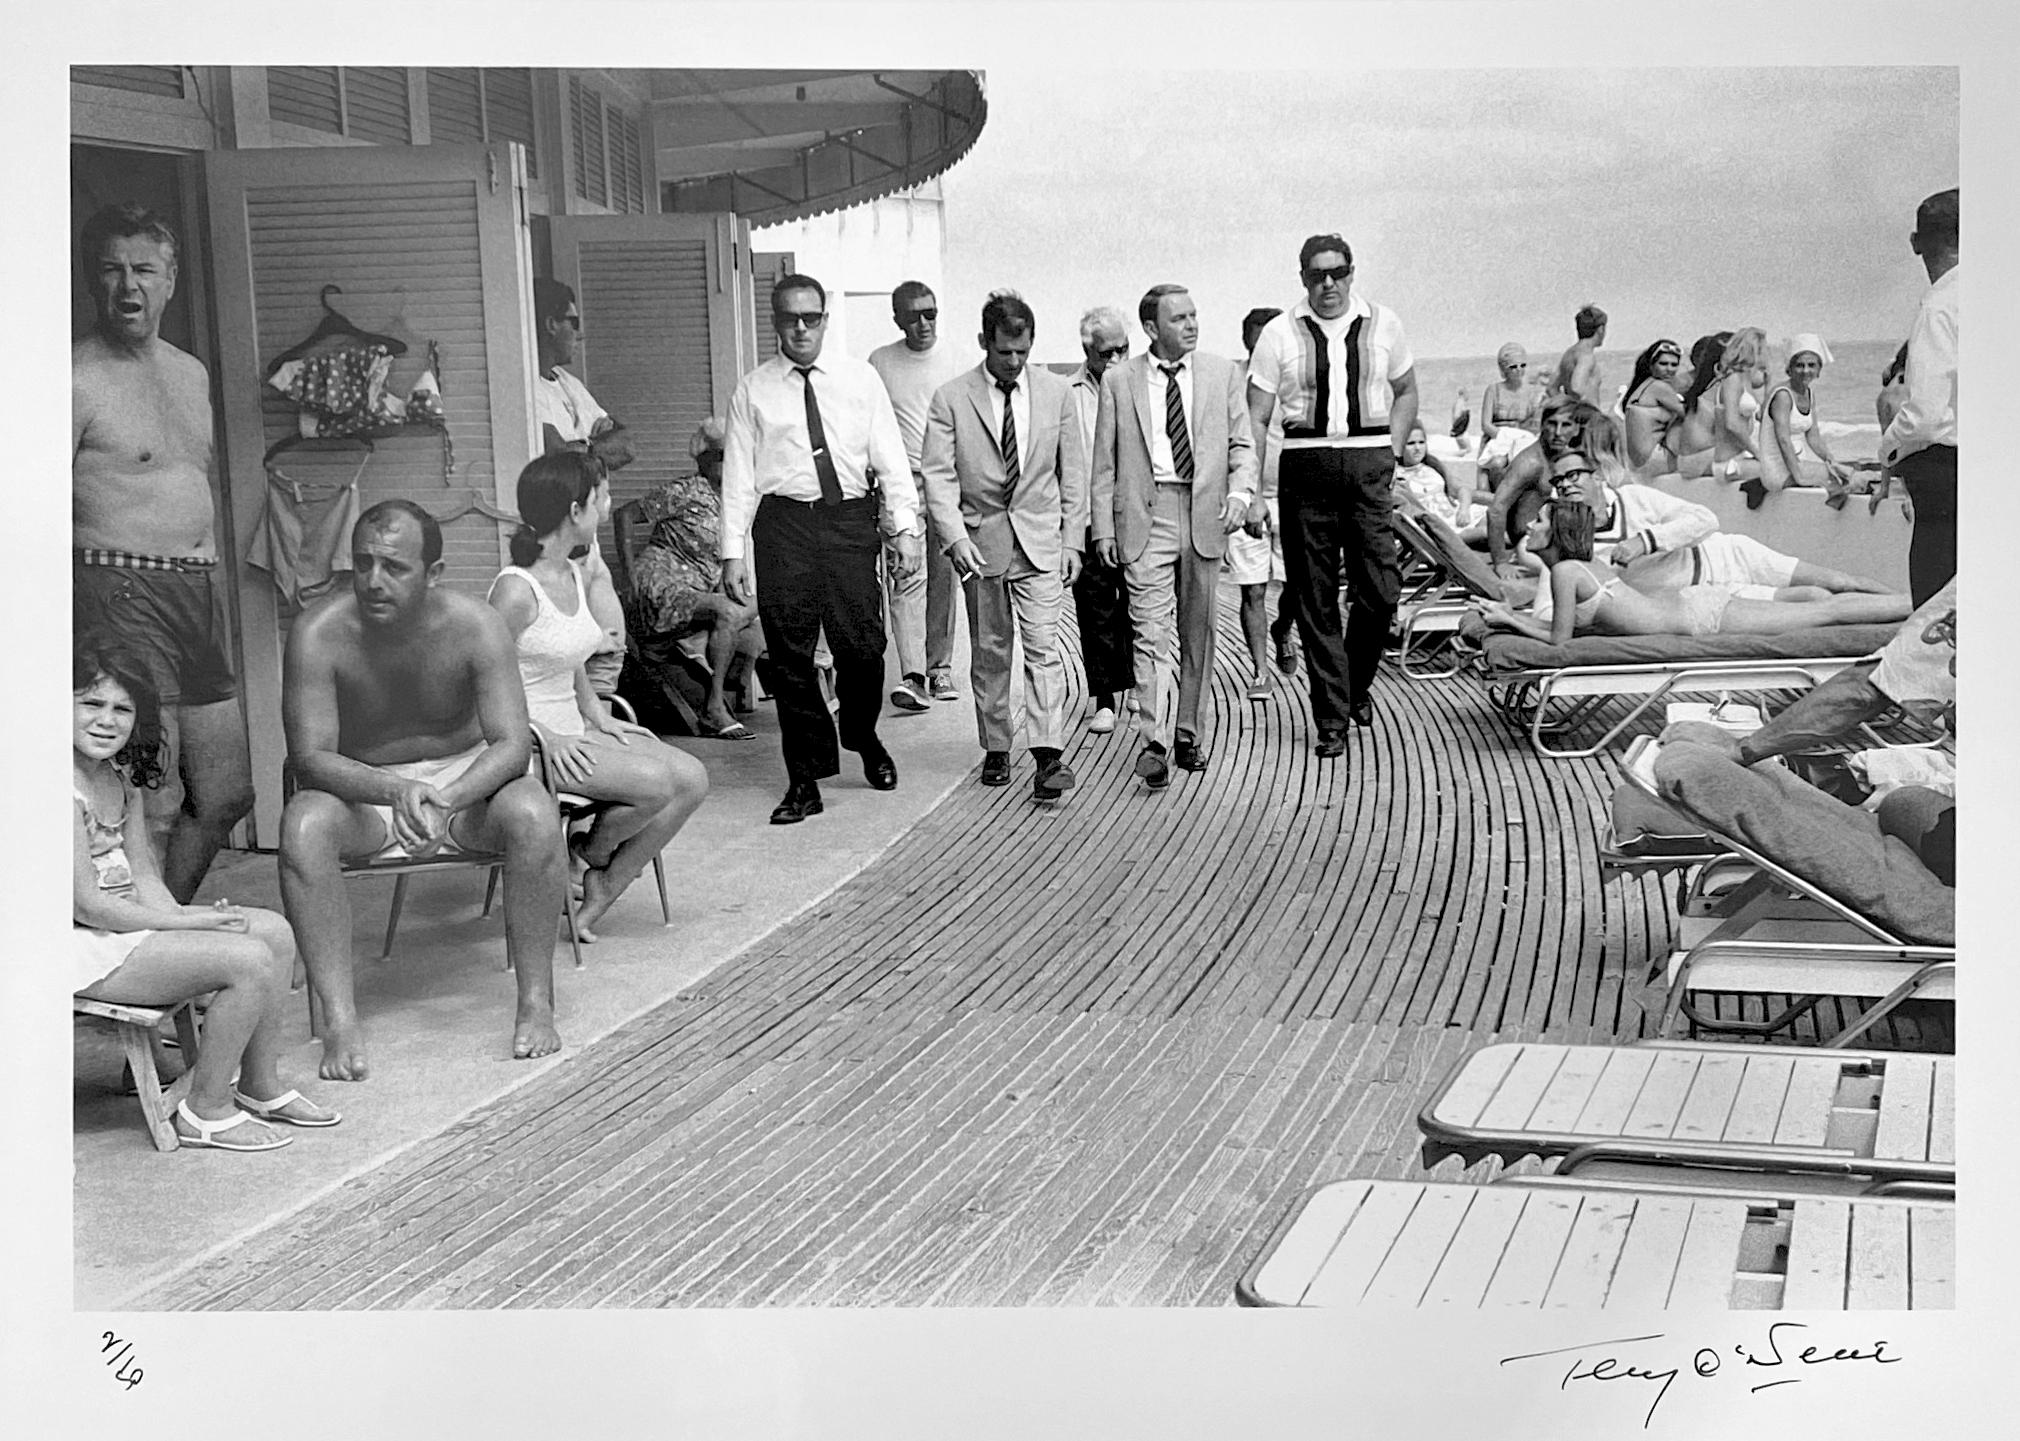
left=489, top=452, right=710, bottom=941
left=73, top=639, right=338, bottom=1151
left=1478, top=500, right=1911, bottom=645
left=1391, top=422, right=1484, bottom=530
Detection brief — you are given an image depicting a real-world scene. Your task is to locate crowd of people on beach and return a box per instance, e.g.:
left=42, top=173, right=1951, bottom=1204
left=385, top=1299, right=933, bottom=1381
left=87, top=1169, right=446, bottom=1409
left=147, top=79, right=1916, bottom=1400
left=72, top=184, right=1957, bottom=1150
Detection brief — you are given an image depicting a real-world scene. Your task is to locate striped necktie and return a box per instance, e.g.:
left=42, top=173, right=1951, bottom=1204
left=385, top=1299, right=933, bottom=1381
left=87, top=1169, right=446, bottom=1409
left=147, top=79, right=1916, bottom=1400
left=1161, top=363, right=1195, bottom=480
left=997, top=378, right=1020, bottom=490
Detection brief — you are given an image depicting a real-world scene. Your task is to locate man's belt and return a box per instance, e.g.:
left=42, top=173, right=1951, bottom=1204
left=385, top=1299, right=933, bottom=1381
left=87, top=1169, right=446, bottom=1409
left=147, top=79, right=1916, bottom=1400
left=76, top=549, right=217, bottom=571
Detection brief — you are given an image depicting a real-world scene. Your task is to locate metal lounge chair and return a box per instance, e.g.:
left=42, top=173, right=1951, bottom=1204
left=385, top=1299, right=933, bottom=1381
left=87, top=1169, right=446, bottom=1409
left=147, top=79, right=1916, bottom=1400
left=1416, top=1039, right=1954, bottom=1194
left=1389, top=510, right=1503, bottom=680
left=1236, top=1176, right=1952, bottom=1309
left=1620, top=738, right=1955, bottom=1047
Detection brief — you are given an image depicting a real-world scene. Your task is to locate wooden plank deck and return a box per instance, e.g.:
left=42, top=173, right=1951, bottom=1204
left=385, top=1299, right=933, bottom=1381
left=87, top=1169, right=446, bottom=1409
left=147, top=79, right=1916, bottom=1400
left=132, top=591, right=1950, bottom=1309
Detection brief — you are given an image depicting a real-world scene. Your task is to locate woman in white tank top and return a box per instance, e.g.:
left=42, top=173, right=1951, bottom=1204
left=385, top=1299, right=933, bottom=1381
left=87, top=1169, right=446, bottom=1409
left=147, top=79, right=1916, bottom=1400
left=490, top=452, right=711, bottom=941
left=1758, top=334, right=1859, bottom=506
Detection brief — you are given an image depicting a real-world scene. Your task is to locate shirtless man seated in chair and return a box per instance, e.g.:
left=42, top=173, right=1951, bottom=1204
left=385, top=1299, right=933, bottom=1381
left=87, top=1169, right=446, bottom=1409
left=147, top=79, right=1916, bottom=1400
left=279, top=499, right=567, bottom=1079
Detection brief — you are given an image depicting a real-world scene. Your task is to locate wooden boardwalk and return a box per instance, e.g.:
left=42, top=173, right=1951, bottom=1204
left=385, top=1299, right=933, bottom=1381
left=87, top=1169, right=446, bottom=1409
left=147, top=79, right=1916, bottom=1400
left=135, top=592, right=1946, bottom=1309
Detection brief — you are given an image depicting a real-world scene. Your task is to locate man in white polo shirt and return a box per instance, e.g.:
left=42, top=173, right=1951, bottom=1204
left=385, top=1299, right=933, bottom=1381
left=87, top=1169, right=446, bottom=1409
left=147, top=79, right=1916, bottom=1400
left=869, top=280, right=969, bottom=711
left=1246, top=234, right=1418, bottom=758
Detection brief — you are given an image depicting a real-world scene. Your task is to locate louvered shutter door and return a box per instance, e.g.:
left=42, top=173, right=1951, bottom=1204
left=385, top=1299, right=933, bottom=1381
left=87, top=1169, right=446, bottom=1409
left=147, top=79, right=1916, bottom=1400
left=72, top=65, right=185, bottom=98
left=569, top=78, right=608, bottom=209
left=342, top=67, right=411, bottom=144
left=749, top=251, right=795, bottom=366
left=611, top=109, right=644, bottom=214
left=484, top=70, right=537, bottom=179
left=549, top=216, right=741, bottom=539
left=426, top=68, right=484, bottom=145
left=207, top=144, right=537, bottom=837
left=268, top=66, right=342, bottom=133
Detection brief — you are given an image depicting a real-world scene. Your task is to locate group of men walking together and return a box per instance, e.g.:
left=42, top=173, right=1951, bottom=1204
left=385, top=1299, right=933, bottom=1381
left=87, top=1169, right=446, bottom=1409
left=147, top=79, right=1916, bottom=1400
left=723, top=231, right=1421, bottom=821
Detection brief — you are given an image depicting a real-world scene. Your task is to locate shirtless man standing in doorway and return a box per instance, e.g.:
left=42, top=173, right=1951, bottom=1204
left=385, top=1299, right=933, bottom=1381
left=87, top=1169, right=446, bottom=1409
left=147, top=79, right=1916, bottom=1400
left=279, top=501, right=567, bottom=1079
left=73, top=203, right=253, bottom=902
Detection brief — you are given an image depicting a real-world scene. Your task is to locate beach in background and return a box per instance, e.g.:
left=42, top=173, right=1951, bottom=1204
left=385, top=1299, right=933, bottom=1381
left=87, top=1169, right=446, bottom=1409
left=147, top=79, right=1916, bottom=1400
left=1415, top=337, right=1899, bottom=466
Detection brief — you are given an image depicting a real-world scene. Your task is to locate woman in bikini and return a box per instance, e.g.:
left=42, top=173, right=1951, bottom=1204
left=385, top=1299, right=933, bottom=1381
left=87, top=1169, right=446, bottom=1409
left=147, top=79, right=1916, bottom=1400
left=489, top=452, right=710, bottom=941
left=1668, top=331, right=1730, bottom=480
left=1623, top=338, right=1686, bottom=477
left=1477, top=492, right=1910, bottom=645
left=1759, top=334, right=1859, bottom=507
left=1476, top=342, right=1541, bottom=490
left=73, top=638, right=339, bottom=1152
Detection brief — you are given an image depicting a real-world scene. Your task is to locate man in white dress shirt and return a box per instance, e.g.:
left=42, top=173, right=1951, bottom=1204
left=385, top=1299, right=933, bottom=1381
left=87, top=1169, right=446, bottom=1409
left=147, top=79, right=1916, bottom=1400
left=1878, top=188, right=1958, bottom=607
left=721, top=274, right=923, bottom=824
left=869, top=280, right=969, bottom=711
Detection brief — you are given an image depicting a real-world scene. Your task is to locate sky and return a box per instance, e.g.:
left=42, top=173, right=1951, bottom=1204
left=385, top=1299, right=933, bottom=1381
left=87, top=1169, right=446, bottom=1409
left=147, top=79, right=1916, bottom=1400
left=935, top=65, right=1957, bottom=362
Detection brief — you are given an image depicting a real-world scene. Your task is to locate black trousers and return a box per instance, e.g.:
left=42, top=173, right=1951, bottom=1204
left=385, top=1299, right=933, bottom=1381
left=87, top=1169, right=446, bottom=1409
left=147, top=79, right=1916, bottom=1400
left=1896, top=444, right=1957, bottom=608
left=1279, top=445, right=1401, bottom=731
left=752, top=494, right=888, bottom=786
left=1071, top=531, right=1136, bottom=700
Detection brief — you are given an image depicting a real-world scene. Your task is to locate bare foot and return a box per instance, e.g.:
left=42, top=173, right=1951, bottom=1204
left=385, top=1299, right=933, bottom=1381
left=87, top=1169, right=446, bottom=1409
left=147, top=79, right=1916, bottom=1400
left=512, top=1005, right=562, bottom=1060
left=319, top=1024, right=371, bottom=1081
left=575, top=864, right=624, bottom=940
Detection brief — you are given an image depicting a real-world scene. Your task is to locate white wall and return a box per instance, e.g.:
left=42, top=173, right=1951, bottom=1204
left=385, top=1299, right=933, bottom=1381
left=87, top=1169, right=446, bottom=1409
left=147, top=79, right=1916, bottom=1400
left=752, top=181, right=946, bottom=359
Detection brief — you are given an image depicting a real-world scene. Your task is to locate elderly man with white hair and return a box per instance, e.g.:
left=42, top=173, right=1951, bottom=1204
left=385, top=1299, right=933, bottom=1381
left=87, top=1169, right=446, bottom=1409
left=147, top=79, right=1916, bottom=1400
left=1066, top=305, right=1138, bottom=733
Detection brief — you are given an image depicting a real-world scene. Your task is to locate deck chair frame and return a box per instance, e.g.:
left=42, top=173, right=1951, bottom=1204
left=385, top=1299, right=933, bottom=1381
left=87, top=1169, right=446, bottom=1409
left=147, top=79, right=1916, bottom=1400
left=1622, top=750, right=1955, bottom=1046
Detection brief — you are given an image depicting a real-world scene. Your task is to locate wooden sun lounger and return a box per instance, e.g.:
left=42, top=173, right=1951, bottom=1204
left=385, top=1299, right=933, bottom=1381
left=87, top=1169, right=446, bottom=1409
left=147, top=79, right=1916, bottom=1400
left=1236, top=1177, right=1952, bottom=1309
left=1621, top=741, right=1957, bottom=1047
left=1417, top=1040, right=1954, bottom=1193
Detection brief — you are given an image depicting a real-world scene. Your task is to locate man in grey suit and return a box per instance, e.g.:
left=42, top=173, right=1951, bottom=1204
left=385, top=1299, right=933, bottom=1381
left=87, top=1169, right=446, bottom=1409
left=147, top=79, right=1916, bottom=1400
left=922, top=292, right=1089, bottom=801
left=1091, top=284, right=1257, bottom=789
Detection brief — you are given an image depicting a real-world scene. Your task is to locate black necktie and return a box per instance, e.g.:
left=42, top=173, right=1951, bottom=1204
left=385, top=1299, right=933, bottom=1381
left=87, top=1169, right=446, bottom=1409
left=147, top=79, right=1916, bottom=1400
left=796, top=365, right=844, bottom=506
left=997, top=378, right=1021, bottom=491
left=1161, top=363, right=1195, bottom=480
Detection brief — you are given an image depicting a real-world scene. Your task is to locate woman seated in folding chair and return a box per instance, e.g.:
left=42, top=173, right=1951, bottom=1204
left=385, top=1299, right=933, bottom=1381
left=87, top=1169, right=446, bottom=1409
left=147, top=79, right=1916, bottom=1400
left=490, top=453, right=709, bottom=941
left=73, top=638, right=339, bottom=1151
left=1476, top=493, right=1912, bottom=645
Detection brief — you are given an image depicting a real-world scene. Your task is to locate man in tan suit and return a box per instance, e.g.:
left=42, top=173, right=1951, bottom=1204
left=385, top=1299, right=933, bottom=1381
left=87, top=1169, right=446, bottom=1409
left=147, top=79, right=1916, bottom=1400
left=922, top=293, right=1089, bottom=801
left=1092, top=284, right=1257, bottom=789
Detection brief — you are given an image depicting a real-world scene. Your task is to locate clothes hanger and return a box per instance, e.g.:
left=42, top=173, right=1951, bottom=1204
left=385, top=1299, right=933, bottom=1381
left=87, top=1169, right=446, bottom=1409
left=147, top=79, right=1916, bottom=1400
left=267, top=285, right=409, bottom=373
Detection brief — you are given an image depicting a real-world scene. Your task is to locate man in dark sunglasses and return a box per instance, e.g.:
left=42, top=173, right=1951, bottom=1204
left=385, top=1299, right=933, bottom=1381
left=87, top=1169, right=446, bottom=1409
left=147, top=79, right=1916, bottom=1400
left=870, top=280, right=969, bottom=711
left=1065, top=305, right=1138, bottom=735
left=1245, top=233, right=1419, bottom=759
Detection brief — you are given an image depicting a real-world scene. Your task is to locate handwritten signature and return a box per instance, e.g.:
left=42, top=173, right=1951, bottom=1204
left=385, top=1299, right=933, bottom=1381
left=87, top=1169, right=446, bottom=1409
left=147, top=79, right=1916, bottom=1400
left=98, top=1330, right=144, bottom=1390
left=1500, top=1323, right=1900, bottom=1427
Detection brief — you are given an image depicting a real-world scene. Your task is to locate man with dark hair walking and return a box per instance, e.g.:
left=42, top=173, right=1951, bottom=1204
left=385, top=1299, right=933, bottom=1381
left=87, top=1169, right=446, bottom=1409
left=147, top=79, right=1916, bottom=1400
left=720, top=274, right=921, bottom=824
left=1246, top=234, right=1418, bottom=759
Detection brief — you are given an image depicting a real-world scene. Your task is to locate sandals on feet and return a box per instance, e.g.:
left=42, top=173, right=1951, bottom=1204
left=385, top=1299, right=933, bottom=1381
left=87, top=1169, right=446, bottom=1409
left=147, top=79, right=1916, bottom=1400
left=174, top=1100, right=292, bottom=1152
left=231, top=1087, right=342, bottom=1128
left=696, top=719, right=758, bottom=740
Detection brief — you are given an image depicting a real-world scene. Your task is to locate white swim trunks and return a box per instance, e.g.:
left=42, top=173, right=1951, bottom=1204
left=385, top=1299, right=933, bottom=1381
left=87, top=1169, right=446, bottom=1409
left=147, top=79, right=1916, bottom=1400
left=1223, top=498, right=1285, bottom=587
left=1692, top=533, right=1797, bottom=588
left=360, top=743, right=489, bottom=860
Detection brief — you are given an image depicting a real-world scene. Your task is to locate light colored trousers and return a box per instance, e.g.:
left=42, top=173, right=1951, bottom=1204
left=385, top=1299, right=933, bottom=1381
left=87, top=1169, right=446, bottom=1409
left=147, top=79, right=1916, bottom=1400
left=886, top=472, right=960, bottom=680
left=964, top=542, right=1068, bottom=753
left=1125, top=482, right=1221, bottom=751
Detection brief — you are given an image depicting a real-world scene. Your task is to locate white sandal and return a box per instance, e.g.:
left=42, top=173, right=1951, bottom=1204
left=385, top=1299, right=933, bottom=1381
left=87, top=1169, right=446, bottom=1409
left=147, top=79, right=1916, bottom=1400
left=173, top=1100, right=292, bottom=1152
left=230, top=1087, right=342, bottom=1129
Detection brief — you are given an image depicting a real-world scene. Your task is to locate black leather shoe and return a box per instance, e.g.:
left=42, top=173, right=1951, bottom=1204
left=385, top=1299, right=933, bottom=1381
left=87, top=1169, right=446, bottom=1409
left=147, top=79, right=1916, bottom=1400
left=980, top=750, right=1012, bottom=786
left=769, top=782, right=823, bottom=825
left=1315, top=730, right=1347, bottom=759
left=1348, top=699, right=1375, bottom=729
left=1134, top=741, right=1170, bottom=791
left=1172, top=735, right=1208, bottom=772
left=1032, top=755, right=1076, bottom=801
left=862, top=747, right=899, bottom=791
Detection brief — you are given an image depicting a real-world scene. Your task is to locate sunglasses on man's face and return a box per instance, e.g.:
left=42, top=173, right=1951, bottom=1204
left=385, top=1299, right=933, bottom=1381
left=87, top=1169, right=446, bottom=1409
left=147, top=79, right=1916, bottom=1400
left=1094, top=344, right=1128, bottom=359
left=900, top=308, right=938, bottom=324
left=774, top=310, right=827, bottom=330
left=1302, top=264, right=1351, bottom=286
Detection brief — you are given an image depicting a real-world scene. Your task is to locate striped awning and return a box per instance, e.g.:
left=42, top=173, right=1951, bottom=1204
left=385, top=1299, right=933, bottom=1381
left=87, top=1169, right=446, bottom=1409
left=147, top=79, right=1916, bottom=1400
left=653, top=69, right=985, bottom=223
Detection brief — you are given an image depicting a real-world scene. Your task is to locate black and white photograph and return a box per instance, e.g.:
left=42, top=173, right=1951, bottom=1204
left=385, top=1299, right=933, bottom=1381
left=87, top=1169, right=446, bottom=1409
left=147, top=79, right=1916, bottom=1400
left=10, top=2, right=2014, bottom=1436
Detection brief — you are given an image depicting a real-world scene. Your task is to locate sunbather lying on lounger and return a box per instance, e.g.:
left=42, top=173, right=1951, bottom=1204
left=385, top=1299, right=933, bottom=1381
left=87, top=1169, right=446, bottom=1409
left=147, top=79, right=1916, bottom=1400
left=1636, top=579, right=1957, bottom=945
left=1476, top=497, right=1912, bottom=646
